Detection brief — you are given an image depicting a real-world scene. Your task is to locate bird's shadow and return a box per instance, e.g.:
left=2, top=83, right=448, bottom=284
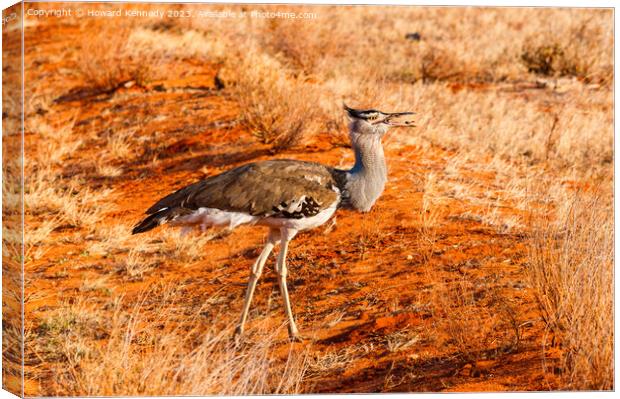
left=312, top=343, right=531, bottom=393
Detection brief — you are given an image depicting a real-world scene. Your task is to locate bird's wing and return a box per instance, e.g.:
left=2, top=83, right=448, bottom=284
left=146, top=160, right=340, bottom=219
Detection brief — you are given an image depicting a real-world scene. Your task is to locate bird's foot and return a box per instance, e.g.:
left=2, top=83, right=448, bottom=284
left=233, top=326, right=245, bottom=347
left=288, top=327, right=308, bottom=343
left=288, top=334, right=307, bottom=343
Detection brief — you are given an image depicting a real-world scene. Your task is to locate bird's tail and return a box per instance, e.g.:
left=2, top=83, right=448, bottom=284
left=132, top=208, right=176, bottom=234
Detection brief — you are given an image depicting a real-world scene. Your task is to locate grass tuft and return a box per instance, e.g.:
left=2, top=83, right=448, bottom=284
left=228, top=52, right=322, bottom=151
left=527, top=190, right=613, bottom=390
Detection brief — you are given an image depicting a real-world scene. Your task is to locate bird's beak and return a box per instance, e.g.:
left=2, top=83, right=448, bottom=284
left=384, top=112, right=416, bottom=127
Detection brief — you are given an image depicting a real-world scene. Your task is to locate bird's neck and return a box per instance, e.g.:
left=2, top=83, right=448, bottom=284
left=346, top=124, right=388, bottom=212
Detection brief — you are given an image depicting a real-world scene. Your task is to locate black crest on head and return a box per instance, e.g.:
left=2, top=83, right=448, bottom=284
left=343, top=103, right=380, bottom=120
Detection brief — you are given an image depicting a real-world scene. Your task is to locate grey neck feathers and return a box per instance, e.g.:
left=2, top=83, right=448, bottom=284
left=345, top=121, right=388, bottom=212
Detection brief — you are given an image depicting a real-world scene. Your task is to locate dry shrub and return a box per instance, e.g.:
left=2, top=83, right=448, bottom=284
left=419, top=45, right=466, bottom=83
left=521, top=43, right=569, bottom=76
left=527, top=190, right=613, bottom=390
left=520, top=17, right=613, bottom=84
left=261, top=18, right=341, bottom=75
left=42, top=291, right=309, bottom=395
left=430, top=276, right=520, bottom=366
left=229, top=52, right=322, bottom=150
left=76, top=22, right=164, bottom=92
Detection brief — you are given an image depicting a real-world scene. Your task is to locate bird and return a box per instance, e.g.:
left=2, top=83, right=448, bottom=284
left=132, top=104, right=416, bottom=340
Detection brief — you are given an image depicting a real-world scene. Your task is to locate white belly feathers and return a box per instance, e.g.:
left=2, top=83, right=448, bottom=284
left=169, top=199, right=338, bottom=233
left=170, top=207, right=260, bottom=231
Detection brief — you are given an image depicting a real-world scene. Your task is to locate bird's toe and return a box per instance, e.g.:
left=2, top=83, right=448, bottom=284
left=288, top=330, right=309, bottom=343
left=288, top=334, right=304, bottom=343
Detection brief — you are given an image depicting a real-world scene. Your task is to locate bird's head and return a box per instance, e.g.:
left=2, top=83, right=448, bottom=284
left=344, top=104, right=416, bottom=136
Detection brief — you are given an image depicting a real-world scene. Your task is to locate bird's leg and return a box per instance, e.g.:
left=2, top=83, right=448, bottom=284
left=235, top=231, right=277, bottom=337
left=275, top=236, right=300, bottom=339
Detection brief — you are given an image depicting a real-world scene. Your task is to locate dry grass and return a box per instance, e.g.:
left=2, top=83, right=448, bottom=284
left=1, top=160, right=21, bottom=212
left=27, top=114, right=81, bottom=166
left=121, top=249, right=157, bottom=279
left=22, top=109, right=115, bottom=256
left=394, top=83, right=612, bottom=174
left=160, top=228, right=221, bottom=263
left=417, top=172, right=441, bottom=261
left=429, top=275, right=520, bottom=366
left=306, top=345, right=367, bottom=377
left=25, top=168, right=113, bottom=231
left=32, top=289, right=309, bottom=396
left=91, top=128, right=138, bottom=177
left=87, top=224, right=141, bottom=256
left=86, top=224, right=220, bottom=281
left=104, top=128, right=136, bottom=160
left=88, top=223, right=216, bottom=259
left=385, top=328, right=420, bottom=353
left=527, top=189, right=613, bottom=390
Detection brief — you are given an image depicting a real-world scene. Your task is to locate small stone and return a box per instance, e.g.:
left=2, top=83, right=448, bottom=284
left=406, top=254, right=413, bottom=260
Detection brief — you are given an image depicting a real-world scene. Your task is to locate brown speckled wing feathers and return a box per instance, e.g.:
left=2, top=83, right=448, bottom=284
left=145, top=160, right=341, bottom=219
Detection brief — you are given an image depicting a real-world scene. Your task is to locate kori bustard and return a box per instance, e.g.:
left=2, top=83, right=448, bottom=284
left=132, top=105, right=416, bottom=340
